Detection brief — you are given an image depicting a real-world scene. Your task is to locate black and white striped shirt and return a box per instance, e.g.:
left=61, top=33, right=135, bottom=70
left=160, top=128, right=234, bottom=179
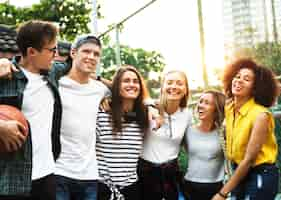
left=96, top=109, right=143, bottom=187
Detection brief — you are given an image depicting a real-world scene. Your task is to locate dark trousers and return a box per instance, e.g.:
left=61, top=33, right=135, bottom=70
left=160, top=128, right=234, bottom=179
left=97, top=181, right=140, bottom=200
left=138, top=158, right=181, bottom=200
left=55, top=175, right=97, bottom=200
left=182, top=180, right=223, bottom=200
left=0, top=174, right=55, bottom=200
left=231, top=164, right=279, bottom=200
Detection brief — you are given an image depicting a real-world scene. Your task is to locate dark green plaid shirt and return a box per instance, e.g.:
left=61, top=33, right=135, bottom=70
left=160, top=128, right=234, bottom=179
left=0, top=58, right=69, bottom=196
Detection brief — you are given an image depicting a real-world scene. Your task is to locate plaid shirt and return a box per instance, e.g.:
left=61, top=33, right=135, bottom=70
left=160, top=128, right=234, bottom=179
left=0, top=58, right=68, bottom=196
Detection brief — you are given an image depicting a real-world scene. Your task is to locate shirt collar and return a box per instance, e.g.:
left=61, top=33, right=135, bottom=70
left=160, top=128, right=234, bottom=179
left=164, top=108, right=184, bottom=120
left=239, top=98, right=256, bottom=116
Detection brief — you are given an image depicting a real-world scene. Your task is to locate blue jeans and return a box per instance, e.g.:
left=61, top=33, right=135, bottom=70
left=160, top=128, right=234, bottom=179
left=230, top=164, right=279, bottom=200
left=55, top=175, right=97, bottom=200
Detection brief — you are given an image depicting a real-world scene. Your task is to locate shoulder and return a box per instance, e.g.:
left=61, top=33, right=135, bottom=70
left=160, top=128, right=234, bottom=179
left=249, top=102, right=272, bottom=118
left=92, top=80, right=111, bottom=94
left=180, top=108, right=193, bottom=121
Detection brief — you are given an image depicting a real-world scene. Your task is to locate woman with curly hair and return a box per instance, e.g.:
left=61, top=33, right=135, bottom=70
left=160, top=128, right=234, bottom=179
left=211, top=58, right=279, bottom=200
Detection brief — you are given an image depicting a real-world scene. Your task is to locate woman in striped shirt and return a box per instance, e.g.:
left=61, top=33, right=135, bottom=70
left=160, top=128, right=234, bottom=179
left=96, top=66, right=150, bottom=200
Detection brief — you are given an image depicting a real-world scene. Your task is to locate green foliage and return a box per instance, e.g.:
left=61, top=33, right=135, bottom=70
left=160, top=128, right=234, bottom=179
left=271, top=104, right=281, bottom=193
left=232, top=42, right=281, bottom=76
left=251, top=42, right=281, bottom=76
left=0, top=1, right=165, bottom=97
left=101, top=40, right=165, bottom=98
left=0, top=0, right=92, bottom=41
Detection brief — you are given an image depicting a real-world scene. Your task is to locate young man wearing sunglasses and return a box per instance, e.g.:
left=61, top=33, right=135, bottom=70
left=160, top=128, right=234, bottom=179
left=0, top=20, right=63, bottom=200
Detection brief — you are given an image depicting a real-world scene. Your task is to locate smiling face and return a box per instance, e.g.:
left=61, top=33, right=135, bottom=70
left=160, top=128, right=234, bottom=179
left=231, top=68, right=255, bottom=99
left=197, top=93, right=216, bottom=121
left=71, top=42, right=101, bottom=74
left=162, top=72, right=187, bottom=104
left=119, top=70, right=141, bottom=101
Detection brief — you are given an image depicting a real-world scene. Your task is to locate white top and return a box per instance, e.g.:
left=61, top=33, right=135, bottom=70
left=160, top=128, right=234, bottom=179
left=21, top=68, right=55, bottom=180
left=96, top=109, right=143, bottom=187
left=55, top=77, right=109, bottom=180
left=141, top=108, right=192, bottom=164
left=184, top=126, right=224, bottom=183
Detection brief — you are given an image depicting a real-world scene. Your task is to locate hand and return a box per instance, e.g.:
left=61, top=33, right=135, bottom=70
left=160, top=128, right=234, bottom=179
left=211, top=193, right=226, bottom=200
left=0, top=58, right=18, bottom=79
left=151, top=113, right=164, bottom=130
left=99, top=97, right=111, bottom=112
left=0, top=120, right=27, bottom=152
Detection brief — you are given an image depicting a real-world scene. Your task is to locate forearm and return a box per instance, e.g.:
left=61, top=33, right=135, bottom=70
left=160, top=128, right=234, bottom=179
left=219, top=159, right=252, bottom=196
left=100, top=77, right=112, bottom=89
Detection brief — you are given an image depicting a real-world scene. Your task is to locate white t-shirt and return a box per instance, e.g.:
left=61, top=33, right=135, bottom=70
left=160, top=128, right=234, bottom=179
left=21, top=68, right=55, bottom=180
left=141, top=108, right=192, bottom=164
left=55, top=76, right=109, bottom=180
left=184, top=126, right=224, bottom=183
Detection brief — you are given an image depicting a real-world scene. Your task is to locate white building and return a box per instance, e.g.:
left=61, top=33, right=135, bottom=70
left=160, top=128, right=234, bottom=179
left=223, top=0, right=281, bottom=58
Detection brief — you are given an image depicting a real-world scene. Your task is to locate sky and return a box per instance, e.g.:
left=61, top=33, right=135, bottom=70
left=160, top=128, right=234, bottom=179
left=5, top=0, right=225, bottom=88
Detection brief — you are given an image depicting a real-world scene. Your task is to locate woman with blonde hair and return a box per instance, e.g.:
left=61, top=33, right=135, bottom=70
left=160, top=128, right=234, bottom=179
left=138, top=70, right=192, bottom=200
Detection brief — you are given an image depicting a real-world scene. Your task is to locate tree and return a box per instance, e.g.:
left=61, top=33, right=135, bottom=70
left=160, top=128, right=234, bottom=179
left=197, top=0, right=208, bottom=88
left=271, top=0, right=278, bottom=42
left=0, top=0, right=93, bottom=41
left=251, top=42, right=281, bottom=75
left=0, top=0, right=165, bottom=97
left=101, top=37, right=165, bottom=98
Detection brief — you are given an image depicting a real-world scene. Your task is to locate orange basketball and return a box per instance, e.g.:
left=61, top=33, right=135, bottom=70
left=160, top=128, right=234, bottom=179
left=0, top=105, right=29, bottom=136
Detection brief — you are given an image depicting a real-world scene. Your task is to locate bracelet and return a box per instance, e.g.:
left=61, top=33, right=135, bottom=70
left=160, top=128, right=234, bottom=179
left=218, top=191, right=227, bottom=199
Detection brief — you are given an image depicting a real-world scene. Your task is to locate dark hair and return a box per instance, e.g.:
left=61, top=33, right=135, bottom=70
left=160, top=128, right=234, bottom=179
left=160, top=70, right=189, bottom=109
left=222, top=58, right=279, bottom=107
left=111, top=65, right=149, bottom=136
left=16, top=20, right=58, bottom=57
left=202, top=90, right=226, bottom=130
left=72, top=34, right=101, bottom=50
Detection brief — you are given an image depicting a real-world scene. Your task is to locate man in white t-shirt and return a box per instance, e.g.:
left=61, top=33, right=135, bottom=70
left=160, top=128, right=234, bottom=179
left=54, top=35, right=110, bottom=200
left=0, top=20, right=61, bottom=200
left=0, top=33, right=110, bottom=200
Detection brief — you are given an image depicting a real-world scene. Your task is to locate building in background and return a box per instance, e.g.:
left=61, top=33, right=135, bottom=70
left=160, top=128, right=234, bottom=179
left=222, top=0, right=281, bottom=60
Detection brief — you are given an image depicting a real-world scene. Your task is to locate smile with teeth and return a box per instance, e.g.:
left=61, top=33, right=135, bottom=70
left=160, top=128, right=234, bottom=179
left=125, top=88, right=138, bottom=93
left=166, top=90, right=180, bottom=95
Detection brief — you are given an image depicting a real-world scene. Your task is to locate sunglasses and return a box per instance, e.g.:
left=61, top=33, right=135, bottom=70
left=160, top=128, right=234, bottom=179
left=42, top=46, right=57, bottom=54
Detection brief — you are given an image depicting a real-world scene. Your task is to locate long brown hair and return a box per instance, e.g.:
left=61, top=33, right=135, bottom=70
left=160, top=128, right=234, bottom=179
left=111, top=65, right=150, bottom=136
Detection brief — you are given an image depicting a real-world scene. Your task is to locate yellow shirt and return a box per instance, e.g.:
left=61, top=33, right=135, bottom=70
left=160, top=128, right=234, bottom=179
left=225, top=98, right=278, bottom=166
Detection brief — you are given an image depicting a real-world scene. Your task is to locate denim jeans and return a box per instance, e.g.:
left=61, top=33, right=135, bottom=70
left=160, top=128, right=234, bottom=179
left=55, top=175, right=97, bottom=200
left=230, top=164, right=279, bottom=200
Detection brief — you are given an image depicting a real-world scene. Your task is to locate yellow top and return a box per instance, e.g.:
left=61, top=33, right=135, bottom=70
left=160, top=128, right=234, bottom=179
left=225, top=98, right=277, bottom=166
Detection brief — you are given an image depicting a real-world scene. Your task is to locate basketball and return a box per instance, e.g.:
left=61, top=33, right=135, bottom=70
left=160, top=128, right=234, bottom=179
left=0, top=105, right=29, bottom=136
